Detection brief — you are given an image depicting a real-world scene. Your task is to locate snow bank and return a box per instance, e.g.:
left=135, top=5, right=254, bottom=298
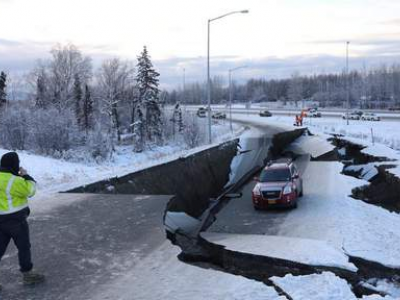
left=271, top=272, right=394, bottom=300
left=286, top=134, right=335, bottom=158
left=363, top=279, right=400, bottom=299
left=202, top=232, right=357, bottom=272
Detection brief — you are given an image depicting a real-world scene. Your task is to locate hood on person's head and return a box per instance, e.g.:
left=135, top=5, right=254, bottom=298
left=1, top=152, right=20, bottom=175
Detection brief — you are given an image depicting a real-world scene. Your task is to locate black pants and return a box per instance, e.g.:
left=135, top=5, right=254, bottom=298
left=0, top=212, right=33, bottom=273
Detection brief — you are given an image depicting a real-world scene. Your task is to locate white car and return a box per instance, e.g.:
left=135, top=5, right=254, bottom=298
left=342, top=111, right=362, bottom=120
left=361, top=113, right=380, bottom=121
left=308, top=110, right=321, bottom=118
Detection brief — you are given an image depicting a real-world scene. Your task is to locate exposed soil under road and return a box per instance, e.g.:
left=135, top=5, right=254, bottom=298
left=331, top=137, right=400, bottom=213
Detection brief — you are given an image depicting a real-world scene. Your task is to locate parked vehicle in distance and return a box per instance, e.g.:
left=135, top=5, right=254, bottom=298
left=389, top=106, right=400, bottom=111
left=308, top=108, right=322, bottom=118
left=342, top=111, right=363, bottom=120
left=252, top=159, right=303, bottom=209
left=212, top=112, right=227, bottom=119
left=361, top=112, right=380, bottom=121
left=197, top=107, right=207, bottom=118
left=259, top=110, right=272, bottom=117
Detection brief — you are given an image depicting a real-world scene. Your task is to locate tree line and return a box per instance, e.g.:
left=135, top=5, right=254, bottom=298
left=0, top=44, right=201, bottom=160
left=165, top=65, right=400, bottom=109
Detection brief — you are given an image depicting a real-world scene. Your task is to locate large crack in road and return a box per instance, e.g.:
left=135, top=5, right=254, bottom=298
left=332, top=136, right=400, bottom=212
left=166, top=124, right=400, bottom=299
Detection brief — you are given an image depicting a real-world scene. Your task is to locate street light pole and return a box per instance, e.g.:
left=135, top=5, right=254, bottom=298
left=207, top=20, right=211, bottom=143
left=206, top=10, right=249, bottom=144
left=182, top=67, right=186, bottom=105
left=229, top=65, right=247, bottom=133
left=229, top=69, right=232, bottom=132
left=346, top=41, right=350, bottom=125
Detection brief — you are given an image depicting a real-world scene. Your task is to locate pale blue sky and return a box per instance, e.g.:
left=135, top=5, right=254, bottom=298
left=1, top=0, right=400, bottom=88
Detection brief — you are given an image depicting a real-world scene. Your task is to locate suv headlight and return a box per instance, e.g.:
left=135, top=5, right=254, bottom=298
left=252, top=184, right=261, bottom=196
left=283, top=184, right=293, bottom=195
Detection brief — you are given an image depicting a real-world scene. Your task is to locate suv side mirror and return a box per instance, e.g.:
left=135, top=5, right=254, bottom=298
left=253, top=177, right=260, bottom=182
left=292, top=174, right=299, bottom=179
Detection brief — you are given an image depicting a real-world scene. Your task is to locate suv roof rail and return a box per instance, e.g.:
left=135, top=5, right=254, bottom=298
left=266, top=158, right=292, bottom=166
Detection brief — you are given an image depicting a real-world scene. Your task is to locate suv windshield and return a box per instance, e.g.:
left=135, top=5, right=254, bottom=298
left=259, top=168, right=291, bottom=182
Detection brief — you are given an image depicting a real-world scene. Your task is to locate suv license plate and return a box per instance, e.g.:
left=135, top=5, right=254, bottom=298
left=268, top=200, right=277, bottom=204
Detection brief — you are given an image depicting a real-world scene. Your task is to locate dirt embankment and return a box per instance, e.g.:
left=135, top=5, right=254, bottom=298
left=331, top=137, right=400, bottom=212
left=67, top=140, right=238, bottom=218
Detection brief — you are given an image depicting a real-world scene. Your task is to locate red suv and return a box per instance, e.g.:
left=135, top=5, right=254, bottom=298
left=252, top=159, right=303, bottom=209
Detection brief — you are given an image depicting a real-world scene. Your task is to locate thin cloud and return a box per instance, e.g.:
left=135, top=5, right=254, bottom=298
left=381, top=19, right=400, bottom=26
left=0, top=38, right=24, bottom=46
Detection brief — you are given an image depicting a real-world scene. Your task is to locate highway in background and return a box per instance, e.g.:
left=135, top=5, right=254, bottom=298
left=184, top=105, right=400, bottom=121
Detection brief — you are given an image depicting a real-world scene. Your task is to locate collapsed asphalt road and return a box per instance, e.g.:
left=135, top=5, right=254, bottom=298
left=0, top=194, right=170, bottom=300
left=168, top=122, right=400, bottom=298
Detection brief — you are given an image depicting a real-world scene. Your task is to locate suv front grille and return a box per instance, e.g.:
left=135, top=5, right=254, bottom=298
left=262, top=190, right=281, bottom=199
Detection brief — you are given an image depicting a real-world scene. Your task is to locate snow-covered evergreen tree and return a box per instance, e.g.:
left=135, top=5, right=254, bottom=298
left=82, top=84, right=94, bottom=134
left=0, top=72, right=7, bottom=107
left=133, top=107, right=145, bottom=152
left=73, top=74, right=83, bottom=126
left=35, top=69, right=48, bottom=108
left=170, top=103, right=183, bottom=136
left=135, top=46, right=163, bottom=145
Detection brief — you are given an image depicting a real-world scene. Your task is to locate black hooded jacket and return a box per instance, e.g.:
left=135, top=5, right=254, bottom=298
left=0, top=152, right=35, bottom=221
left=0, top=152, right=35, bottom=181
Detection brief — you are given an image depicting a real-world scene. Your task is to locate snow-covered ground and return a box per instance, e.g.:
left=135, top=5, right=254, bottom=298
left=271, top=272, right=395, bottom=300
left=2, top=120, right=242, bottom=197
left=202, top=233, right=357, bottom=271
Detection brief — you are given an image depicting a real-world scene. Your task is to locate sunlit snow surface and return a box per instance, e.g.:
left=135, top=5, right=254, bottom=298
left=202, top=233, right=357, bottom=271
left=272, top=272, right=395, bottom=300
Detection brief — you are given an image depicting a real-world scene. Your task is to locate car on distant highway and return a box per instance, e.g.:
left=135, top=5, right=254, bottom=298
left=252, top=159, right=303, bottom=209
left=361, top=112, right=380, bottom=121
left=308, top=108, right=322, bottom=118
left=212, top=112, right=227, bottom=119
left=197, top=107, right=207, bottom=118
left=342, top=111, right=363, bottom=120
left=259, top=110, right=272, bottom=117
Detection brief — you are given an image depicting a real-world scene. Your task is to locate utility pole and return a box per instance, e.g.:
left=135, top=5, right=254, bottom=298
left=346, top=41, right=350, bottom=125
left=182, top=67, right=186, bottom=105
left=229, top=66, right=247, bottom=133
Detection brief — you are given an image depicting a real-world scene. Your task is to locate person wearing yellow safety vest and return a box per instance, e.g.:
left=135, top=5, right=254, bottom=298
left=0, top=152, right=45, bottom=286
